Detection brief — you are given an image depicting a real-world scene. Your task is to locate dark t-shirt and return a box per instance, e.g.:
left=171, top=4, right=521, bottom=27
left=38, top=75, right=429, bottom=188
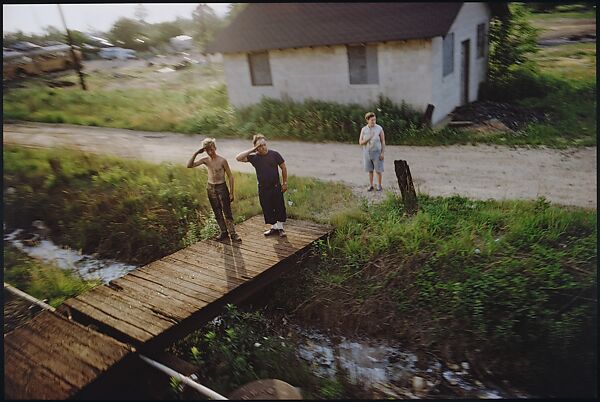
left=248, top=150, right=284, bottom=188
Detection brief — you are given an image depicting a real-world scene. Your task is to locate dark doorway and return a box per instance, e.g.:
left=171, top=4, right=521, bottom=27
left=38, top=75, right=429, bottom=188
left=460, top=39, right=470, bottom=105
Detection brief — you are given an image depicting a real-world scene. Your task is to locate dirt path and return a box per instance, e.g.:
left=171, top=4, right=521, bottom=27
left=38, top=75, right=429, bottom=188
left=3, top=122, right=596, bottom=209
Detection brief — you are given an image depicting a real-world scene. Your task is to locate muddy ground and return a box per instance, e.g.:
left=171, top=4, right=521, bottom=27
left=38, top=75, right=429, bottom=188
left=3, top=122, right=596, bottom=209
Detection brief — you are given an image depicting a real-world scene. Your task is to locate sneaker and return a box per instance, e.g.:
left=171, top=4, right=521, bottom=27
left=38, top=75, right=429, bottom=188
left=278, top=229, right=287, bottom=238
left=367, top=186, right=374, bottom=192
left=215, top=232, right=229, bottom=241
left=230, top=233, right=242, bottom=242
left=263, top=228, right=278, bottom=236
left=376, top=186, right=383, bottom=192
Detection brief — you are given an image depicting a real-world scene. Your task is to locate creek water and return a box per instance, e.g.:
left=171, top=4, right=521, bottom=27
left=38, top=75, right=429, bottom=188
left=4, top=229, right=138, bottom=284
left=4, top=225, right=530, bottom=399
left=292, top=325, right=531, bottom=399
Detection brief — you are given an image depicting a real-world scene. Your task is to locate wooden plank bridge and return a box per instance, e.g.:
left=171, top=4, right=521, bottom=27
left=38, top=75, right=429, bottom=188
left=4, top=216, right=332, bottom=400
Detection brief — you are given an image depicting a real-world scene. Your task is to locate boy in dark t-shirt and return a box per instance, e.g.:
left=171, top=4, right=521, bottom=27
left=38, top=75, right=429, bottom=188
left=236, top=134, right=288, bottom=237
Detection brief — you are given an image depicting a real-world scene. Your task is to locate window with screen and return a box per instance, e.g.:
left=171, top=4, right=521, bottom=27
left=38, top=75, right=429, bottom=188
left=477, top=23, right=486, bottom=58
left=347, top=44, right=379, bottom=85
left=443, top=32, right=454, bottom=76
left=248, top=51, right=272, bottom=86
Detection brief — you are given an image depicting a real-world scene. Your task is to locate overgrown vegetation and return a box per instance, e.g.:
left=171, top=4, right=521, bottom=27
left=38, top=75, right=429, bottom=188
left=3, top=145, right=355, bottom=265
left=266, top=194, right=597, bottom=397
left=169, top=304, right=362, bottom=399
left=3, top=246, right=100, bottom=307
left=477, top=3, right=596, bottom=147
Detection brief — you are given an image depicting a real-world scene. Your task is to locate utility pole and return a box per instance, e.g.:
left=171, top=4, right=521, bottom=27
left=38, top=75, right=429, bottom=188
left=57, top=4, right=87, bottom=90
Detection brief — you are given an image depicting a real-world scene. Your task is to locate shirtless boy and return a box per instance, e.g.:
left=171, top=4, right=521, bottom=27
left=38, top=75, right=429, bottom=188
left=187, top=138, right=241, bottom=241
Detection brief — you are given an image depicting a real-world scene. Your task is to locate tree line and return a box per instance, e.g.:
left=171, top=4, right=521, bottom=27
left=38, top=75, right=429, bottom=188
left=3, top=3, right=247, bottom=53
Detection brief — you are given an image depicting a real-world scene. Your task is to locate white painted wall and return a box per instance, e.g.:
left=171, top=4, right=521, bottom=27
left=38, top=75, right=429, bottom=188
left=223, top=39, right=433, bottom=113
left=430, top=3, right=491, bottom=124
left=222, top=2, right=491, bottom=126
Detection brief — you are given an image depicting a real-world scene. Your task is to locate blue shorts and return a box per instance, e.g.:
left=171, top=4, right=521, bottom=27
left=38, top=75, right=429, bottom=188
left=363, top=149, right=384, bottom=173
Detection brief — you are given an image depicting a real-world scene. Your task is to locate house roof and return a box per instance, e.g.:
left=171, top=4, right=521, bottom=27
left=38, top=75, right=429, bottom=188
left=207, top=2, right=473, bottom=54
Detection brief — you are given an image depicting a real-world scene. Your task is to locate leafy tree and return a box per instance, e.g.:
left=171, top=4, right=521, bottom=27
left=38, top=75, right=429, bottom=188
left=42, top=26, right=66, bottom=43
left=225, top=3, right=248, bottom=23
left=150, top=21, right=185, bottom=45
left=3, top=31, right=31, bottom=47
left=68, top=30, right=91, bottom=47
left=192, top=3, right=223, bottom=52
left=488, top=3, right=540, bottom=83
left=135, top=3, right=149, bottom=23
left=108, top=17, right=147, bottom=50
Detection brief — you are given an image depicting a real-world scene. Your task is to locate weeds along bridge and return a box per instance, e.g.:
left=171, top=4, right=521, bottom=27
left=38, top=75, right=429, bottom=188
left=4, top=216, right=332, bottom=400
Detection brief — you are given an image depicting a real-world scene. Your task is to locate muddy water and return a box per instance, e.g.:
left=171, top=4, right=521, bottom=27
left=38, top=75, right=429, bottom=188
left=4, top=229, right=138, bottom=284
left=292, top=325, right=530, bottom=399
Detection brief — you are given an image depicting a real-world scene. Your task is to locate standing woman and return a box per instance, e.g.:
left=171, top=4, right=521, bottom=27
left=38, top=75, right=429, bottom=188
left=359, top=111, right=386, bottom=191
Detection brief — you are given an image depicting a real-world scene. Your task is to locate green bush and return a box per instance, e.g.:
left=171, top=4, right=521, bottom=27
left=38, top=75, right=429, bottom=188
left=169, top=304, right=349, bottom=399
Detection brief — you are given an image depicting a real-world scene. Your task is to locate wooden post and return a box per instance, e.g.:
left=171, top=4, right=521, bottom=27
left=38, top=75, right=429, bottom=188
left=422, top=104, right=435, bottom=128
left=57, top=4, right=87, bottom=91
left=394, top=160, right=418, bottom=215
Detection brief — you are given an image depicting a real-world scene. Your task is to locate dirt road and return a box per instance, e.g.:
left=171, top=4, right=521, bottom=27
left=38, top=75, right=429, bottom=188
left=3, top=122, right=596, bottom=208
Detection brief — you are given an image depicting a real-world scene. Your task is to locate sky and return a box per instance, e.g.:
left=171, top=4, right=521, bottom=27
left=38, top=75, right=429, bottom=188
left=3, top=3, right=231, bottom=36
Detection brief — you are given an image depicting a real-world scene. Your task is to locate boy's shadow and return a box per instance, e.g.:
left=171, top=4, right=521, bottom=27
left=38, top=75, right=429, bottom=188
left=220, top=240, right=248, bottom=290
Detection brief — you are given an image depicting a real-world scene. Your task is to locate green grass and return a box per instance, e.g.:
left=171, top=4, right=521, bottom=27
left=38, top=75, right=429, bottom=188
left=3, top=246, right=100, bottom=307
left=3, top=145, right=356, bottom=265
left=531, top=42, right=596, bottom=81
left=478, top=64, right=596, bottom=148
left=269, top=194, right=597, bottom=396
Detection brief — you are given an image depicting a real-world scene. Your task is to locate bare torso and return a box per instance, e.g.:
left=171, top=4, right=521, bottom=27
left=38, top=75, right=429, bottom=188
left=201, top=155, right=227, bottom=184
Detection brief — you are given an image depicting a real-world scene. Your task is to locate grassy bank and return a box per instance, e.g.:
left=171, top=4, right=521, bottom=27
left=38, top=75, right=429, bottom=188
left=3, top=145, right=355, bottom=265
left=266, top=194, right=597, bottom=397
left=3, top=246, right=100, bottom=307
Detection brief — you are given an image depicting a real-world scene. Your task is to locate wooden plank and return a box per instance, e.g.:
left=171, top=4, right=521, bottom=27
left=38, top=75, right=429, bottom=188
left=188, top=240, right=282, bottom=266
left=148, top=258, right=243, bottom=290
left=104, top=278, right=191, bottom=322
left=5, top=332, right=98, bottom=389
left=230, top=228, right=314, bottom=247
left=20, top=319, right=124, bottom=372
left=91, top=285, right=179, bottom=326
left=170, top=249, right=264, bottom=279
left=176, top=247, right=270, bottom=278
left=26, top=310, right=132, bottom=364
left=131, top=266, right=224, bottom=301
left=225, top=226, right=309, bottom=249
left=4, top=346, right=77, bottom=400
left=76, top=287, right=168, bottom=336
left=176, top=245, right=266, bottom=275
left=157, top=256, right=246, bottom=290
left=62, top=297, right=155, bottom=343
left=151, top=256, right=241, bottom=287
left=114, top=275, right=206, bottom=317
left=219, top=234, right=305, bottom=255
left=91, top=285, right=178, bottom=326
left=242, top=217, right=330, bottom=234
left=185, top=240, right=278, bottom=268
left=127, top=270, right=217, bottom=305
left=241, top=220, right=328, bottom=241
left=116, top=275, right=206, bottom=312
